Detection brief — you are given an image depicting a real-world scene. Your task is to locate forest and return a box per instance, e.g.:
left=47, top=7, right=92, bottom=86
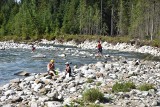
left=0, top=0, right=160, bottom=41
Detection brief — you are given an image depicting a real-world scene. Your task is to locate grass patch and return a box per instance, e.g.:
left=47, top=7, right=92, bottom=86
left=96, top=82, right=102, bottom=86
left=83, top=88, right=104, bottom=103
left=87, top=104, right=103, bottom=107
left=142, top=53, right=160, bottom=61
left=138, top=83, right=155, bottom=91
left=87, top=78, right=94, bottom=83
left=72, top=99, right=85, bottom=107
left=112, top=82, right=136, bottom=92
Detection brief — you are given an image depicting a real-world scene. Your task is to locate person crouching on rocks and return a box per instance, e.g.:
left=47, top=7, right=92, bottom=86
left=47, top=59, right=56, bottom=76
left=65, top=62, right=71, bottom=77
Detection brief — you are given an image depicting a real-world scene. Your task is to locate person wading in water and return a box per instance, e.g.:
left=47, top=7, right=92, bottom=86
left=97, top=41, right=102, bottom=56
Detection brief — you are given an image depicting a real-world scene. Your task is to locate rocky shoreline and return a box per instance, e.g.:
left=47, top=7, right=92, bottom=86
left=40, top=39, right=160, bottom=57
left=0, top=39, right=160, bottom=57
left=0, top=55, right=160, bottom=107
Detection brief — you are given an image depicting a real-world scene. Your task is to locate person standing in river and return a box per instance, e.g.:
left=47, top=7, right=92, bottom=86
left=31, top=44, right=36, bottom=52
left=97, top=41, right=102, bottom=55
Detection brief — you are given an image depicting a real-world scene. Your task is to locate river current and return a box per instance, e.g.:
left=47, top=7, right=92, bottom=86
left=0, top=44, right=145, bottom=85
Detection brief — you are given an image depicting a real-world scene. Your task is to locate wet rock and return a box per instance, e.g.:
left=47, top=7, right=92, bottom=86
left=14, top=71, right=30, bottom=76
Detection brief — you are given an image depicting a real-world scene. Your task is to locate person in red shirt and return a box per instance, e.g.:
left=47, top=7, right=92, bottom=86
left=97, top=41, right=102, bottom=55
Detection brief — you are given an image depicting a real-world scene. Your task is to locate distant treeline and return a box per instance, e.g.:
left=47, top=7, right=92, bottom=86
left=0, top=0, right=160, bottom=40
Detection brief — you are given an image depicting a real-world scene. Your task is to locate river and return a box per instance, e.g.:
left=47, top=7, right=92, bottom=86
left=0, top=44, right=146, bottom=85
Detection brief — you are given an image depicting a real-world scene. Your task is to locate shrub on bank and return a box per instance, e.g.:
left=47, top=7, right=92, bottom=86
left=138, top=83, right=155, bottom=91
left=112, top=82, right=136, bottom=92
left=87, top=104, right=103, bottom=107
left=96, top=82, right=102, bottom=86
left=87, top=78, right=94, bottom=83
left=142, top=54, right=160, bottom=61
left=83, top=88, right=104, bottom=102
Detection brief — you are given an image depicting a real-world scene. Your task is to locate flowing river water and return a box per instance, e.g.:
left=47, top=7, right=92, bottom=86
left=0, top=44, right=149, bottom=85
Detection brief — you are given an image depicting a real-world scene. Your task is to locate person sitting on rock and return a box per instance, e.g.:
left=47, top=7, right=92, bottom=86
left=47, top=59, right=56, bottom=76
left=65, top=62, right=72, bottom=77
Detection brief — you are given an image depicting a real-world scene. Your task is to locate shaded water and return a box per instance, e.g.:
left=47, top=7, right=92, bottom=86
left=0, top=44, right=147, bottom=85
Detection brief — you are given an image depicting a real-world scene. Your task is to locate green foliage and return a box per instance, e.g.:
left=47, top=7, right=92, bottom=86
left=87, top=104, right=103, bottom=107
left=87, top=78, right=94, bottom=83
left=138, top=83, right=155, bottom=91
left=96, top=82, right=102, bottom=86
left=0, top=0, right=160, bottom=45
left=72, top=99, right=85, bottom=107
left=142, top=54, right=160, bottom=62
left=83, top=88, right=104, bottom=102
left=151, top=40, right=160, bottom=47
left=112, top=82, right=136, bottom=92
left=64, top=102, right=75, bottom=107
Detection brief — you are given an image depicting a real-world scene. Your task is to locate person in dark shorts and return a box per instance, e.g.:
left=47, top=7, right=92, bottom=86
left=97, top=41, right=102, bottom=54
left=65, top=62, right=71, bottom=77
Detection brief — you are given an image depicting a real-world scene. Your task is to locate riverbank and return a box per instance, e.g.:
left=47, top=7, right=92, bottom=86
left=39, top=39, right=160, bottom=57
left=0, top=55, right=160, bottom=107
left=1, top=39, right=160, bottom=57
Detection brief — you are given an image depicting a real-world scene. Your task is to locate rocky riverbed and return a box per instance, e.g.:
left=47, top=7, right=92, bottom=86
left=0, top=55, right=160, bottom=107
left=0, top=40, right=160, bottom=107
